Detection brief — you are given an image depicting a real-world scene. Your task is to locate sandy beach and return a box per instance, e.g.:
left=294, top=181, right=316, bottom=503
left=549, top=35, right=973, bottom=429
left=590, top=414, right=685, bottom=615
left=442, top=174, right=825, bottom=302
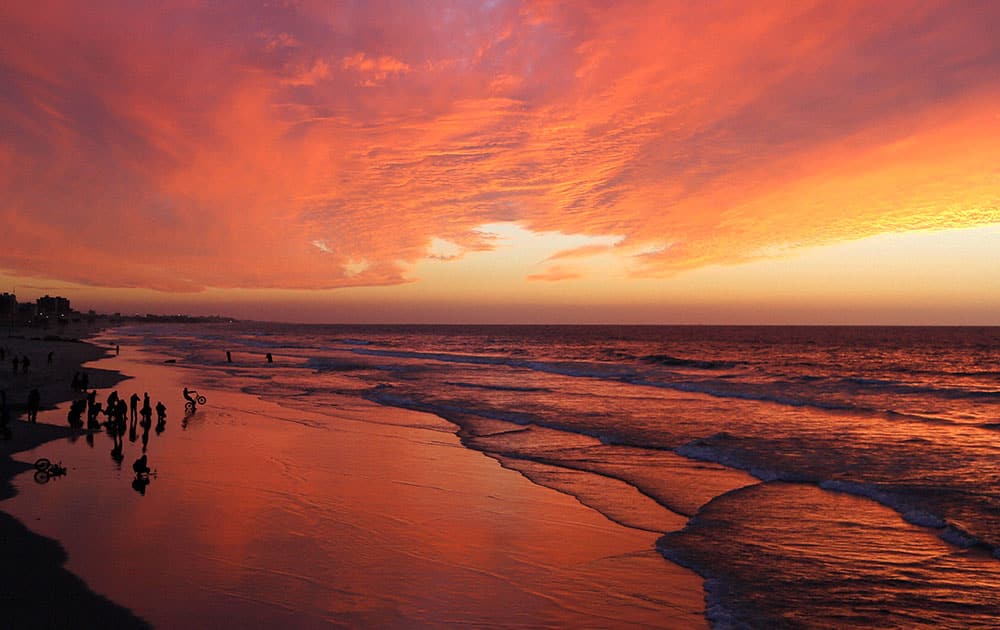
left=1, top=328, right=707, bottom=628
left=0, top=326, right=150, bottom=628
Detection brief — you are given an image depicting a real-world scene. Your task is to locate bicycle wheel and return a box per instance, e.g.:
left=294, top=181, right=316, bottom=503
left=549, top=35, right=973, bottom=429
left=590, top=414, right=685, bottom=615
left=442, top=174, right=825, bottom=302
left=34, top=470, right=50, bottom=484
left=34, top=457, right=51, bottom=470
left=196, top=395, right=207, bottom=405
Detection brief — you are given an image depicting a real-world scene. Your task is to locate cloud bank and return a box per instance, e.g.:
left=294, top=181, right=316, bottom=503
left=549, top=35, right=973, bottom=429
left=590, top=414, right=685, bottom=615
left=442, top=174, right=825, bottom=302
left=1, top=1, right=997, bottom=292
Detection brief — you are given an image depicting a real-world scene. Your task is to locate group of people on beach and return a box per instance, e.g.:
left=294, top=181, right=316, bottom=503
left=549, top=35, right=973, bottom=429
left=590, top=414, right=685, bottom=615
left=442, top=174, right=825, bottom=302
left=0, top=345, right=54, bottom=374
left=71, top=371, right=90, bottom=391
left=78, top=388, right=167, bottom=436
left=85, top=388, right=166, bottom=494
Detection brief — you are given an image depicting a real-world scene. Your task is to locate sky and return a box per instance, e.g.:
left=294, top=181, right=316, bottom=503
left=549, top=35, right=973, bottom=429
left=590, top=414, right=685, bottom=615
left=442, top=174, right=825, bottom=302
left=1, top=1, right=998, bottom=324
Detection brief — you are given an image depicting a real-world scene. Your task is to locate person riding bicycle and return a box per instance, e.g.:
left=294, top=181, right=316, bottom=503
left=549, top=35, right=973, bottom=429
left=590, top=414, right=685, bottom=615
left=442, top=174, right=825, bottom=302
left=183, top=387, right=197, bottom=410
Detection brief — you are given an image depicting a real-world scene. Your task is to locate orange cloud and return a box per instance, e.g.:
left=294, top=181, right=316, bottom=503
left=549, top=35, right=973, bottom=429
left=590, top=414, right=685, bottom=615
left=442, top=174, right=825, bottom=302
left=341, top=52, right=411, bottom=86
left=0, top=0, right=997, bottom=300
left=545, top=244, right=617, bottom=262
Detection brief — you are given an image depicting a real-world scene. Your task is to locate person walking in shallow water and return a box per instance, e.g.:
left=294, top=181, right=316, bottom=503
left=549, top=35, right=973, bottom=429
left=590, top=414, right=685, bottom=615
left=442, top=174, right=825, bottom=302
left=130, top=393, right=140, bottom=423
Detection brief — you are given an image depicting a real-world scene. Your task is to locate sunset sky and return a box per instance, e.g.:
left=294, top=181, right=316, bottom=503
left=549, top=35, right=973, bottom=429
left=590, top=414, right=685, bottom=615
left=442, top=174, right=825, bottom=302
left=1, top=1, right=998, bottom=324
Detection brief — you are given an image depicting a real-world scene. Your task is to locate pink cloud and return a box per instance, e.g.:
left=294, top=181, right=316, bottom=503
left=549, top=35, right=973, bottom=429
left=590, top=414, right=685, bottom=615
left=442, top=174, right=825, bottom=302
left=341, top=52, right=410, bottom=85
left=0, top=1, right=997, bottom=295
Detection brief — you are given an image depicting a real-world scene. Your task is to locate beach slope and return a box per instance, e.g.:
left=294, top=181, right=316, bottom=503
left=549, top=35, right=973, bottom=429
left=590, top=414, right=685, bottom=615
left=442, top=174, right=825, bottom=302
left=1, top=331, right=149, bottom=629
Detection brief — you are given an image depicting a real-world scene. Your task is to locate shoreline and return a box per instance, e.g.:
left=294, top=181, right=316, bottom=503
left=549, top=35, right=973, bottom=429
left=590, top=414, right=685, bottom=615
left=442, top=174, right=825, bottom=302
left=0, top=326, right=150, bottom=628
left=2, top=323, right=708, bottom=627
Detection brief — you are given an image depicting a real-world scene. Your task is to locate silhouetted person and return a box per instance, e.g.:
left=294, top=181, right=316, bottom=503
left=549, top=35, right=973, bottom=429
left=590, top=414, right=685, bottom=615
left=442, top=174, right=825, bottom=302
left=88, top=402, right=103, bottom=428
left=26, top=388, right=40, bottom=423
left=183, top=387, right=197, bottom=412
left=130, top=393, right=140, bottom=423
left=116, top=398, right=128, bottom=428
left=155, top=401, right=167, bottom=435
left=266, top=352, right=273, bottom=363
left=141, top=392, right=152, bottom=425
left=226, top=351, right=232, bottom=363
left=105, top=391, right=119, bottom=418
left=47, top=351, right=54, bottom=365
left=67, top=399, right=86, bottom=428
left=21, top=356, right=29, bottom=373
left=132, top=454, right=151, bottom=476
left=87, top=389, right=97, bottom=416
left=115, top=344, right=120, bottom=355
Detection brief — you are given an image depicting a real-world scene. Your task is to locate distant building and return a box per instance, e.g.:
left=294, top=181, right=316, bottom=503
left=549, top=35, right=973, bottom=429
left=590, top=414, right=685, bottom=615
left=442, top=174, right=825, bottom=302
left=17, top=302, right=36, bottom=323
left=36, top=294, right=71, bottom=316
left=0, top=292, right=16, bottom=321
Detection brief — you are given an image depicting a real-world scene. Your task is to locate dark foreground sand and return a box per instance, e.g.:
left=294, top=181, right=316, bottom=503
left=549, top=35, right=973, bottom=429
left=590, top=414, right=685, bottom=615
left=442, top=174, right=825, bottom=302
left=0, top=328, right=150, bottom=628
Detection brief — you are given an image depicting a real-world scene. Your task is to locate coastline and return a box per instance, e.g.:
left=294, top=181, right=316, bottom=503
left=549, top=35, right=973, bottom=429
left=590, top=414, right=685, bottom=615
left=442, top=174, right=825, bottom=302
left=1, top=323, right=708, bottom=627
left=0, top=326, right=150, bottom=628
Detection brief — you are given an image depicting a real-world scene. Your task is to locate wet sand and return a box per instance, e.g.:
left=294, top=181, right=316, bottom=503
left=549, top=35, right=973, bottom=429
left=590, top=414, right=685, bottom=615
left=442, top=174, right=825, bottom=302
left=3, top=330, right=706, bottom=628
left=0, top=328, right=150, bottom=628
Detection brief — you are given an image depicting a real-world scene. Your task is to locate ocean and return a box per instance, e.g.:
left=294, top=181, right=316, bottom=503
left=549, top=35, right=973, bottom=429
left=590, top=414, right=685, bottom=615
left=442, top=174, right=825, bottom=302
left=13, top=323, right=1000, bottom=627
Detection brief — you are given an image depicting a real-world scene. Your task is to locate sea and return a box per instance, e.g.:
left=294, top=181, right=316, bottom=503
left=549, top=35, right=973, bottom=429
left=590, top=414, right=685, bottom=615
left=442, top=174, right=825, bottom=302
left=18, top=323, right=1000, bottom=627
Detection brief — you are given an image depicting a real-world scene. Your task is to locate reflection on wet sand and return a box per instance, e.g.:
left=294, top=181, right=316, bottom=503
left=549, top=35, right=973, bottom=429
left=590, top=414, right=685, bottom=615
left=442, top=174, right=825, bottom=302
left=5, top=338, right=706, bottom=628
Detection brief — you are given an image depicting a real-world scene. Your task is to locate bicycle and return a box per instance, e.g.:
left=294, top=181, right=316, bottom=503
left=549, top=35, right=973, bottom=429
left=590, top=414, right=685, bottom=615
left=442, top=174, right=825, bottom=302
left=184, top=390, right=208, bottom=414
left=33, top=457, right=67, bottom=484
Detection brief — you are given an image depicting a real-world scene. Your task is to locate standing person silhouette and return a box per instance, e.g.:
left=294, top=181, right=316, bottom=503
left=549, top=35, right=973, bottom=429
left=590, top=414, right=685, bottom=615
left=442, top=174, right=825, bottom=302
left=105, top=391, right=119, bottom=423
left=26, top=388, right=40, bottom=423
left=141, top=392, right=152, bottom=425
left=130, top=393, right=140, bottom=423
